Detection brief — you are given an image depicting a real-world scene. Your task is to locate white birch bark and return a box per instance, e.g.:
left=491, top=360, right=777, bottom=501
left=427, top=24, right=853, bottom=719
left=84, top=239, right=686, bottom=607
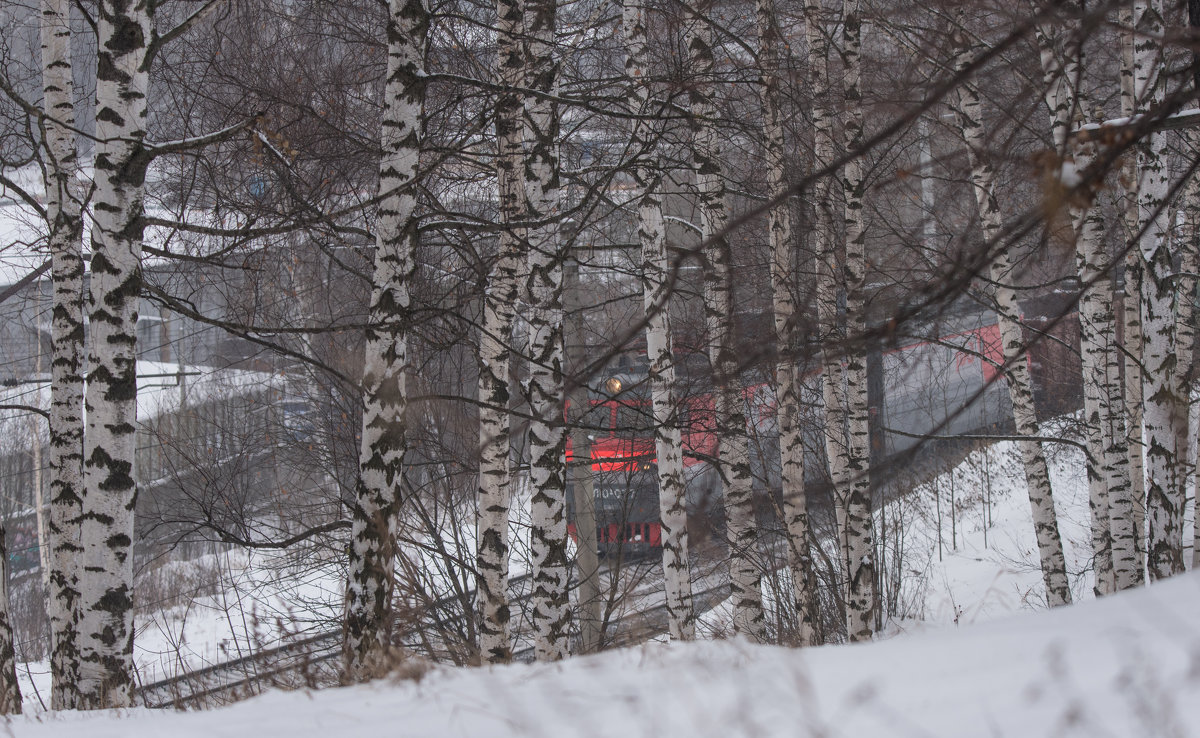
left=1180, top=0, right=1200, bottom=573
left=475, top=0, right=524, bottom=664
left=1070, top=22, right=1142, bottom=588
left=950, top=26, right=1072, bottom=608
left=523, top=0, right=570, bottom=661
left=1181, top=154, right=1200, bottom=571
left=1133, top=0, right=1187, bottom=580
left=0, top=529, right=20, bottom=715
left=758, top=0, right=816, bottom=647
left=687, top=1, right=764, bottom=642
left=1035, top=17, right=1125, bottom=595
left=39, top=0, right=85, bottom=707
left=1073, top=175, right=1126, bottom=594
left=838, top=0, right=876, bottom=642
left=1120, top=4, right=1148, bottom=576
left=1075, top=155, right=1142, bottom=592
left=1173, top=164, right=1196, bottom=406
left=807, top=0, right=854, bottom=626
left=77, top=0, right=153, bottom=709
left=622, top=0, right=694, bottom=642
left=343, top=0, right=429, bottom=681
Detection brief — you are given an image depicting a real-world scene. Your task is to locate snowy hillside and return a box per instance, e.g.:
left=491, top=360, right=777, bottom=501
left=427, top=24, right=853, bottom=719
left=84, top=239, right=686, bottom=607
left=6, top=571, right=1200, bottom=737
left=11, top=421, right=1192, bottom=734
left=700, top=420, right=1171, bottom=638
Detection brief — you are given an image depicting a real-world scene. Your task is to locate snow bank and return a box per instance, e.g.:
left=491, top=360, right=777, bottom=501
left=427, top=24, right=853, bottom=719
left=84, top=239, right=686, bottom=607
left=887, top=426, right=1194, bottom=629
left=9, top=572, right=1200, bottom=737
left=888, top=433, right=1097, bottom=626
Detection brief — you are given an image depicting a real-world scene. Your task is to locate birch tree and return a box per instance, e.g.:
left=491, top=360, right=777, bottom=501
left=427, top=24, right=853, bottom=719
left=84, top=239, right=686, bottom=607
left=1035, top=12, right=1139, bottom=593
left=1176, top=0, right=1200, bottom=572
left=76, top=0, right=155, bottom=708
left=686, top=0, right=764, bottom=642
left=343, top=0, right=429, bottom=680
left=806, top=0, right=867, bottom=635
left=1132, top=0, right=1187, bottom=580
left=0, top=528, right=19, bottom=715
left=1072, top=139, right=1141, bottom=592
left=757, top=0, right=817, bottom=646
left=949, top=22, right=1072, bottom=608
left=1035, top=19, right=1112, bottom=595
left=39, top=0, right=85, bottom=708
left=475, top=0, right=524, bottom=664
left=523, top=0, right=571, bottom=661
left=837, top=0, right=876, bottom=642
left=1180, top=161, right=1200, bottom=572
left=622, top=0, right=695, bottom=642
left=1118, top=7, right=1148, bottom=575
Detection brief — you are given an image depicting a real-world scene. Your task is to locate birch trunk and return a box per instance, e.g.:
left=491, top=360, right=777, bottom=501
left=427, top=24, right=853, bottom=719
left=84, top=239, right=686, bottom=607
left=1035, top=16, right=1130, bottom=594
left=1188, top=0, right=1200, bottom=574
left=950, top=28, right=1072, bottom=608
left=523, top=0, right=570, bottom=661
left=1176, top=176, right=1197, bottom=433
left=807, top=0, right=855, bottom=626
left=40, top=0, right=85, bottom=707
left=343, top=0, right=429, bottom=681
left=475, top=0, right=524, bottom=664
left=622, top=0, right=695, bottom=642
left=758, top=0, right=816, bottom=647
left=1073, top=177, right=1129, bottom=594
left=838, top=0, right=876, bottom=642
left=1133, top=0, right=1187, bottom=580
left=77, top=0, right=153, bottom=708
left=1073, top=152, right=1142, bottom=591
left=1120, top=5, right=1148, bottom=576
left=0, top=529, right=20, bottom=715
left=1181, top=155, right=1200, bottom=572
left=687, top=1, right=764, bottom=641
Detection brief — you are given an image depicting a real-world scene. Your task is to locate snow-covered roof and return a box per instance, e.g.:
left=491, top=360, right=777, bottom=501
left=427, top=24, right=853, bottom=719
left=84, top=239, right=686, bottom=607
left=0, top=361, right=283, bottom=446
left=0, top=165, right=234, bottom=290
left=134, top=361, right=283, bottom=420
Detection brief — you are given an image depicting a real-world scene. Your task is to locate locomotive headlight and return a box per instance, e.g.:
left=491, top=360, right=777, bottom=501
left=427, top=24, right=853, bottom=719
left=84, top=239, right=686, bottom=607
left=604, top=376, right=623, bottom=395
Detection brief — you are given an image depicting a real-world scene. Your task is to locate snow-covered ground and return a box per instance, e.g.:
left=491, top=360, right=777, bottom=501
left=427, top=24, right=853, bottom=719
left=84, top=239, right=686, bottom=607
left=8, top=570, right=1200, bottom=736
left=130, top=548, right=344, bottom=683
left=888, top=425, right=1192, bottom=629
left=887, top=429, right=1104, bottom=626
left=702, top=421, right=1190, bottom=636
left=13, top=419, right=1198, bottom=734
left=15, top=547, right=345, bottom=707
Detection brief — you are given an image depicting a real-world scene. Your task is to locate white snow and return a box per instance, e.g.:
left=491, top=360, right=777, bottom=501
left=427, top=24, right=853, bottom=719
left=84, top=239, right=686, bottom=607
left=1, top=163, right=249, bottom=289
left=699, top=419, right=1123, bottom=639
left=10, top=418, right=1199, bottom=735
left=6, top=571, right=1200, bottom=736
left=1057, top=160, right=1082, bottom=188
left=1073, top=107, right=1200, bottom=134
left=886, top=429, right=1105, bottom=627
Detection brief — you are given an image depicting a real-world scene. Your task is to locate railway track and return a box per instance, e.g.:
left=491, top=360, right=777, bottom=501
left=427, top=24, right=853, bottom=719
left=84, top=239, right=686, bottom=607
left=134, top=558, right=735, bottom=710
left=136, top=629, right=342, bottom=709
left=136, top=571, right=534, bottom=709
